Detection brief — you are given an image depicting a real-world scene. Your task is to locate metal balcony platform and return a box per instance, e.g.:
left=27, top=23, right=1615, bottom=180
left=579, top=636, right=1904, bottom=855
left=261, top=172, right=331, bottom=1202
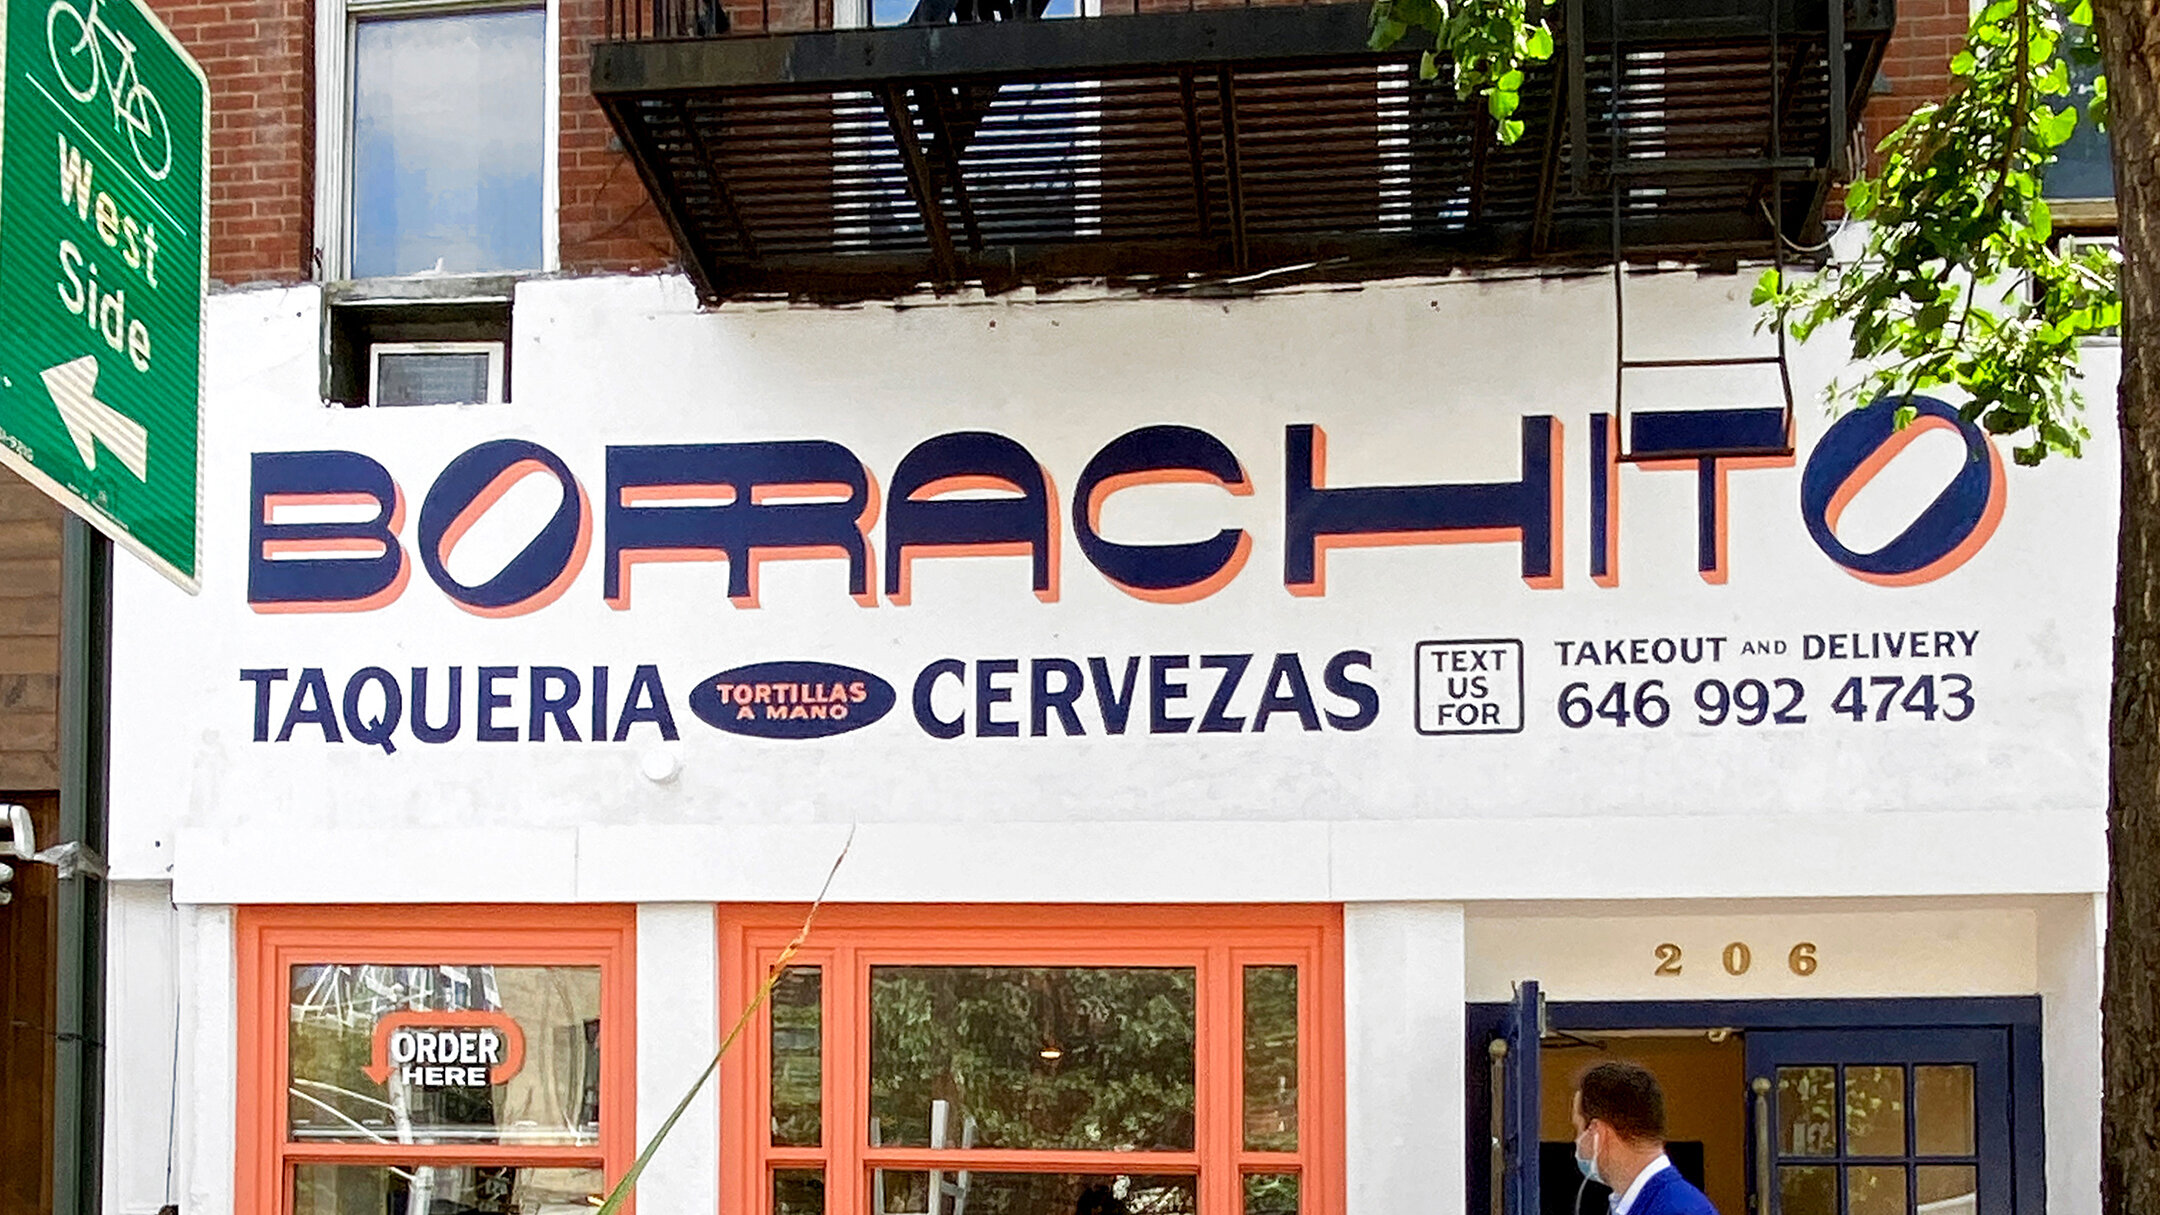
left=590, top=0, right=1893, bottom=302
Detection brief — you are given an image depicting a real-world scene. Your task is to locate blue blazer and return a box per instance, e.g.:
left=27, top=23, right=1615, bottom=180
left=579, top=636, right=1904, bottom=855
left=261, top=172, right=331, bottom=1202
left=1625, top=1166, right=1720, bottom=1215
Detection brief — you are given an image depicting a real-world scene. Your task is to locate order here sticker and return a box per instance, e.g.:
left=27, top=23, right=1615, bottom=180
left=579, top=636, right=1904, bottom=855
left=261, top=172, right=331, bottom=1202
left=362, top=1009, right=527, bottom=1089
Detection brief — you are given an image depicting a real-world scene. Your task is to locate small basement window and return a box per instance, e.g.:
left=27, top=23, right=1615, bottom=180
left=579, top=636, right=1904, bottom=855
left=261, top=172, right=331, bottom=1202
left=324, top=278, right=514, bottom=407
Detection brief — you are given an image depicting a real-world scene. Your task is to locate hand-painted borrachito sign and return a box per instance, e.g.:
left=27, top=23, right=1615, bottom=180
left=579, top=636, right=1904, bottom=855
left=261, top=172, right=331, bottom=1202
left=106, top=281, right=2114, bottom=848
left=238, top=397, right=1998, bottom=749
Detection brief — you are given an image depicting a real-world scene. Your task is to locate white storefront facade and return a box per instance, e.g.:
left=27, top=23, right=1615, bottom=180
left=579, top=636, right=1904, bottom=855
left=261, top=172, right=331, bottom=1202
left=97, top=268, right=2112, bottom=1215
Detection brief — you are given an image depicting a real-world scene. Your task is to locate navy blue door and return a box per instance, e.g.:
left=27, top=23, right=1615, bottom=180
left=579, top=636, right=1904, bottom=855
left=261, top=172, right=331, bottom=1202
left=1745, top=1028, right=2012, bottom=1215
left=1501, top=982, right=1546, bottom=1215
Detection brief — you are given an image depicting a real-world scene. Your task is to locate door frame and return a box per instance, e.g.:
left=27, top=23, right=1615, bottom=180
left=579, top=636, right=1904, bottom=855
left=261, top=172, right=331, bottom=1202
left=1463, top=997, right=2045, bottom=1215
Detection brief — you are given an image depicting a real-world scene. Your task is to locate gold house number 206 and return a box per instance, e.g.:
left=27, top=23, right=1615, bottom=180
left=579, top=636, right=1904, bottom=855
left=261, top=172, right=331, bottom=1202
left=1653, top=942, right=1818, bottom=977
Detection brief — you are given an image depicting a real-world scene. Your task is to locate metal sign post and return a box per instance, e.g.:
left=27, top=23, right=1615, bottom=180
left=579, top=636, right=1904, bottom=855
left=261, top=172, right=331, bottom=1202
left=53, top=515, right=108, bottom=1215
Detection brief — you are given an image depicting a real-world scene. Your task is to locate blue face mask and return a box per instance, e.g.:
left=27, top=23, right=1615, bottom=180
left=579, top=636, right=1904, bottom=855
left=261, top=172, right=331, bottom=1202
left=1575, top=1128, right=1602, bottom=1184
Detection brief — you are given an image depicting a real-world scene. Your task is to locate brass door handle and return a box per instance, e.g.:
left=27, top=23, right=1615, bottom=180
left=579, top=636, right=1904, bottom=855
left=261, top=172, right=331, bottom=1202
left=1491, top=1039, right=1509, bottom=1215
left=1752, top=1076, right=1773, bottom=1215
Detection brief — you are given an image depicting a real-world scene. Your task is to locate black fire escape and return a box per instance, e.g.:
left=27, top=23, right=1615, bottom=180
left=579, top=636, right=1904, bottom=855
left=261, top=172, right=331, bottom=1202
left=591, top=0, right=1893, bottom=303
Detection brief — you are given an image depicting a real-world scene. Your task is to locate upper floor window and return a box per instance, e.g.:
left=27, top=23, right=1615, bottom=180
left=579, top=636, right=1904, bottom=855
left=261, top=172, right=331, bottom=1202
left=2044, top=53, right=2112, bottom=206
left=318, top=0, right=557, bottom=279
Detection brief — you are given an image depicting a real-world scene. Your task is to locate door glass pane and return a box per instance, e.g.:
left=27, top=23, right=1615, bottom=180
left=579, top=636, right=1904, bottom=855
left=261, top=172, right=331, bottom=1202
left=874, top=1172, right=1197, bottom=1215
left=1243, top=966, right=1298, bottom=1151
left=776, top=1168, right=826, bottom=1215
left=1916, top=1165, right=1978, bottom=1215
left=1244, top=1174, right=1298, bottom=1215
left=350, top=8, right=545, bottom=276
left=1778, top=1165, right=1837, bottom=1215
left=1848, top=1165, right=1909, bottom=1215
left=772, top=966, right=822, bottom=1147
left=1914, top=1066, right=1977, bottom=1157
left=290, top=1165, right=604, bottom=1213
left=1845, top=1066, right=1907, bottom=1156
left=868, top=966, right=1196, bottom=1150
left=1777, top=1067, right=1837, bottom=1157
left=287, top=963, right=600, bottom=1146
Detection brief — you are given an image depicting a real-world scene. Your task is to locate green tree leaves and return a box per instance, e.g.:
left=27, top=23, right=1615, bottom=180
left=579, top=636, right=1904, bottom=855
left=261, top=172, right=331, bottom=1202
left=1369, top=0, right=1553, bottom=143
left=1370, top=0, right=2120, bottom=465
left=1759, top=0, right=2118, bottom=465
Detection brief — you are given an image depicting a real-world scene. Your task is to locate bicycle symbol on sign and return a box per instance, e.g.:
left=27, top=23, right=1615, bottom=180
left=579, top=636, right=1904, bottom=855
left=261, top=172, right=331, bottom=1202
left=45, top=0, right=172, bottom=181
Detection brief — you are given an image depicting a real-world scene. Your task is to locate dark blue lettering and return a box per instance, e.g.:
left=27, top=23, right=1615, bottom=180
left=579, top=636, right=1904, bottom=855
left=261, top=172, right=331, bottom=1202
left=613, top=665, right=679, bottom=740
left=417, top=440, right=590, bottom=616
left=1030, top=658, right=1086, bottom=737
left=1251, top=653, right=1321, bottom=732
left=276, top=667, right=342, bottom=743
left=604, top=441, right=875, bottom=608
left=247, top=451, right=407, bottom=612
left=1089, top=656, right=1140, bottom=735
left=478, top=666, right=518, bottom=741
left=887, top=432, right=1056, bottom=604
left=1284, top=419, right=1561, bottom=594
left=411, top=667, right=463, bottom=744
left=914, top=658, right=966, bottom=739
left=1324, top=650, right=1381, bottom=730
left=530, top=666, right=583, bottom=742
left=975, top=658, right=1020, bottom=738
left=1198, top=654, right=1251, bottom=733
left=1073, top=426, right=1250, bottom=602
left=240, top=668, right=288, bottom=741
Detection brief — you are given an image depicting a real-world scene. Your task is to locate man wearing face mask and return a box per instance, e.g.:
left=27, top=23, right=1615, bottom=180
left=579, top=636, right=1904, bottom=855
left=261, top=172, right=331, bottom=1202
left=1571, top=1061, right=1720, bottom=1215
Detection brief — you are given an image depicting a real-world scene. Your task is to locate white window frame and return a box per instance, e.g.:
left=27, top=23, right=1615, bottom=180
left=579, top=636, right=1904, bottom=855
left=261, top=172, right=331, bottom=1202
left=313, top=0, right=561, bottom=280
left=368, top=339, right=507, bottom=405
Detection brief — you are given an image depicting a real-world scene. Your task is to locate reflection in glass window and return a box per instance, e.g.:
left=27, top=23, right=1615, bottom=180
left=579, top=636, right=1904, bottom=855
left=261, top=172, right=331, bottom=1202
left=291, top=1164, right=604, bottom=1215
left=286, top=963, right=601, bottom=1147
left=1776, top=1067, right=1837, bottom=1158
left=772, top=966, right=824, bottom=1147
left=1244, top=1173, right=1299, bottom=1215
left=874, top=1172, right=1197, bottom=1215
left=2045, top=56, right=2113, bottom=201
left=1243, top=966, right=1298, bottom=1151
left=350, top=9, right=545, bottom=276
left=869, top=966, right=1197, bottom=1150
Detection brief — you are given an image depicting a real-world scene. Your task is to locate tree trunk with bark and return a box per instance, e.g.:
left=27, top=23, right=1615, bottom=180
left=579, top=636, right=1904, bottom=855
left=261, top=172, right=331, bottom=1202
left=2096, top=0, right=2160, bottom=1210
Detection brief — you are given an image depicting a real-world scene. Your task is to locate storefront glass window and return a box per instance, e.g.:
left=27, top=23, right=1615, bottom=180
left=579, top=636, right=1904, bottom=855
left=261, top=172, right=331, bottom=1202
left=1243, top=966, right=1299, bottom=1152
left=1843, top=1066, right=1906, bottom=1157
left=1914, top=1065, right=1977, bottom=1156
left=238, top=908, right=634, bottom=1215
left=1770, top=1058, right=1986, bottom=1215
left=726, top=907, right=1340, bottom=1215
left=868, top=965, right=1198, bottom=1150
left=1245, top=1173, right=1299, bottom=1215
left=291, top=1165, right=606, bottom=1214
left=773, top=966, right=824, bottom=1148
left=286, top=963, right=601, bottom=1146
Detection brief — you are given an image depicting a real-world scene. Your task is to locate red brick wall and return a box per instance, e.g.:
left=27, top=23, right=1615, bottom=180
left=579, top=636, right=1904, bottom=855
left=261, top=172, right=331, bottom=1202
left=160, top=0, right=315, bottom=284
left=558, top=0, right=679, bottom=273
left=1861, top=0, right=1965, bottom=173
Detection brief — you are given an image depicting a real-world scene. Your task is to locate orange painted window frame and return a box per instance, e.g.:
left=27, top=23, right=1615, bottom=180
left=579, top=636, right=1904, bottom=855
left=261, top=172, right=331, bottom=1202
left=720, top=904, right=1345, bottom=1215
left=235, top=904, right=638, bottom=1213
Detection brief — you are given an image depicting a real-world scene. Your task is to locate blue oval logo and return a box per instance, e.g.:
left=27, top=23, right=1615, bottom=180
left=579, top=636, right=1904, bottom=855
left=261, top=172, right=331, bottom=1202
left=689, top=662, right=895, bottom=739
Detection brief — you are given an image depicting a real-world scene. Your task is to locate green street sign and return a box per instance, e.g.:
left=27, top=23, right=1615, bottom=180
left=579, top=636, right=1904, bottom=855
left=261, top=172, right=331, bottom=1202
left=0, top=0, right=205, bottom=592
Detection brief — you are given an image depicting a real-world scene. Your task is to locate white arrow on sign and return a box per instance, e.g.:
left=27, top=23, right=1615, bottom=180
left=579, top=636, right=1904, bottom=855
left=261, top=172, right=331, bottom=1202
left=39, top=356, right=147, bottom=481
